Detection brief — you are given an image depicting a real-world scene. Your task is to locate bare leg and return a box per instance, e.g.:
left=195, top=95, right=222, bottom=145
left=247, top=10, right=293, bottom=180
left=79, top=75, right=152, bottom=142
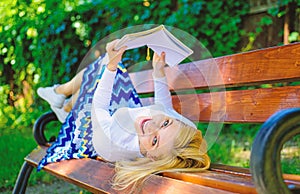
left=37, top=68, right=87, bottom=122
left=55, top=68, right=85, bottom=97
left=53, top=68, right=85, bottom=112
left=63, top=89, right=80, bottom=112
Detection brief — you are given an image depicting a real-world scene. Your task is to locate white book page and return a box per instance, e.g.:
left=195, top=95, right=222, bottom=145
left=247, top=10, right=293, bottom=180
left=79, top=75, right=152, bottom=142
left=114, top=25, right=193, bottom=66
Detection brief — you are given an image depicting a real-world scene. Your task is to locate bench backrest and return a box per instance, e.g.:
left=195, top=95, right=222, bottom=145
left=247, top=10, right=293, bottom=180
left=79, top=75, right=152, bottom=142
left=19, top=43, right=300, bottom=194
left=129, top=43, right=300, bottom=123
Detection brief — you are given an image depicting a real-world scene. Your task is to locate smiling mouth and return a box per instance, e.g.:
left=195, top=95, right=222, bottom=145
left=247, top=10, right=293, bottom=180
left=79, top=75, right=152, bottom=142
left=140, top=119, right=151, bottom=134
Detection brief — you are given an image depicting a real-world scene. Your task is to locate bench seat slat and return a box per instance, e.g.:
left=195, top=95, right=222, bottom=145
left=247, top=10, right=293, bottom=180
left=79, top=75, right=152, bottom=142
left=209, top=164, right=300, bottom=187
left=130, top=43, right=300, bottom=93
left=163, top=171, right=257, bottom=194
left=26, top=146, right=236, bottom=194
left=140, top=85, right=300, bottom=123
left=163, top=164, right=300, bottom=194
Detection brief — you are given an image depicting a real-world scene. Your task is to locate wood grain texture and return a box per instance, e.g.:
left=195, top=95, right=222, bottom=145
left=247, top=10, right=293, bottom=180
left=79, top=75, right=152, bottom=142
left=26, top=147, right=235, bottom=194
left=130, top=43, right=300, bottom=93
left=141, top=85, right=300, bottom=123
left=162, top=171, right=257, bottom=194
left=163, top=164, right=300, bottom=194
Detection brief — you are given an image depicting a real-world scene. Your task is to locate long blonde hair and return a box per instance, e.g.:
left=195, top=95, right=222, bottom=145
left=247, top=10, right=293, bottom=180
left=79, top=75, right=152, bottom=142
left=112, top=122, right=210, bottom=192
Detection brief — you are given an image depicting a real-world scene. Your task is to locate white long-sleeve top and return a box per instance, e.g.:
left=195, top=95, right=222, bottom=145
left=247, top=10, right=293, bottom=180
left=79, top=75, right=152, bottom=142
left=91, top=61, right=196, bottom=162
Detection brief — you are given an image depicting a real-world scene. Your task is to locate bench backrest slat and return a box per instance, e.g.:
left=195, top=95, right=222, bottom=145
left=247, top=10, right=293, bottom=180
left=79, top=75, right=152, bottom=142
left=140, top=85, right=300, bottom=123
left=129, top=43, right=300, bottom=93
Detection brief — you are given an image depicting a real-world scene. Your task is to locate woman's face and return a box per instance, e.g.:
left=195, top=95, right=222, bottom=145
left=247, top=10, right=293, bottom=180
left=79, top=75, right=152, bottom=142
left=134, top=114, right=182, bottom=160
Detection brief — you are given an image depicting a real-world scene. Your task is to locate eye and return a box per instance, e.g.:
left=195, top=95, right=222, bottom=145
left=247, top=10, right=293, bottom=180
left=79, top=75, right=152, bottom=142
left=152, top=136, right=158, bottom=146
left=162, top=119, right=169, bottom=127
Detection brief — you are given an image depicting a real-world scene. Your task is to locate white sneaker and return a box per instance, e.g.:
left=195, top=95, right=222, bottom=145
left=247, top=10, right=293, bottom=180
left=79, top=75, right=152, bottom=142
left=37, top=85, right=66, bottom=108
left=51, top=105, right=69, bottom=123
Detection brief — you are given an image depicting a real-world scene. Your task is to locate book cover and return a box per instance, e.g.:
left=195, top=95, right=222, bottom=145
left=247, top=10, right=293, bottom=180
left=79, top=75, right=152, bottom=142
left=114, top=25, right=193, bottom=66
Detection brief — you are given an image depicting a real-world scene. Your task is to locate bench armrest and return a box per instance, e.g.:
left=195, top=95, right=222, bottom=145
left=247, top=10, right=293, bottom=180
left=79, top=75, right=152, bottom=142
left=33, top=111, right=58, bottom=146
left=250, top=108, right=300, bottom=194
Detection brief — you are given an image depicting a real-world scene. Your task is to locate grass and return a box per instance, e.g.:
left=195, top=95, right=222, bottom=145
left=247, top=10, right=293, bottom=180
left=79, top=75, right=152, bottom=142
left=0, top=126, right=49, bottom=191
left=207, top=123, right=259, bottom=168
left=0, top=116, right=62, bottom=192
left=0, top=121, right=299, bottom=192
left=0, top=128, right=35, bottom=189
left=281, top=135, right=300, bottom=175
left=208, top=123, right=300, bottom=174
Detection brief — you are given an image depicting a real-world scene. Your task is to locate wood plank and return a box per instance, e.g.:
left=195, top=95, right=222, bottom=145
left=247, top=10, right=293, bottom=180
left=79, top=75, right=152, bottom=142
left=162, top=171, right=257, bottom=194
left=140, top=85, right=300, bottom=123
left=163, top=164, right=300, bottom=194
left=210, top=164, right=300, bottom=187
left=129, top=43, right=300, bottom=93
left=25, top=146, right=235, bottom=194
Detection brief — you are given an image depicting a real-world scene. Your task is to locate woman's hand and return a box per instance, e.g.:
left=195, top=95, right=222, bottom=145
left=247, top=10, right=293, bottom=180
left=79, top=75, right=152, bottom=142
left=152, top=52, right=166, bottom=78
left=106, top=39, right=127, bottom=71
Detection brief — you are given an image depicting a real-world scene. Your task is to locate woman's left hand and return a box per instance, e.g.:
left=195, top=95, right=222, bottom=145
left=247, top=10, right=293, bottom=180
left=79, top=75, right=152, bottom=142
left=152, top=52, right=166, bottom=78
left=106, top=39, right=127, bottom=71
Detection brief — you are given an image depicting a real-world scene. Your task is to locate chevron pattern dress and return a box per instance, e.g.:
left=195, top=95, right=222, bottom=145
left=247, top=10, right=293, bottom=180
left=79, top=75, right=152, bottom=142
left=37, top=55, right=142, bottom=170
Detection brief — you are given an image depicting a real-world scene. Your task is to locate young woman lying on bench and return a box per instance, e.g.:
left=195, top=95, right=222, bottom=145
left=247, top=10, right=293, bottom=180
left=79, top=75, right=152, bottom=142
left=36, top=39, right=209, bottom=192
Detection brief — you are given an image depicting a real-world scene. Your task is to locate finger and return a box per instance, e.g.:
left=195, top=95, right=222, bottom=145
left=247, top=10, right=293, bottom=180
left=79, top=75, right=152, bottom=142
left=110, top=39, right=120, bottom=46
left=160, top=52, right=166, bottom=62
left=119, top=46, right=127, bottom=53
left=153, top=52, right=160, bottom=61
left=115, top=46, right=127, bottom=58
left=111, top=39, right=122, bottom=51
left=106, top=39, right=120, bottom=51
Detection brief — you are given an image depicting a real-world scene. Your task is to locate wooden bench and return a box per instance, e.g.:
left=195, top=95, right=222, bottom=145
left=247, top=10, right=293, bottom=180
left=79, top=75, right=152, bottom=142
left=13, top=43, right=300, bottom=194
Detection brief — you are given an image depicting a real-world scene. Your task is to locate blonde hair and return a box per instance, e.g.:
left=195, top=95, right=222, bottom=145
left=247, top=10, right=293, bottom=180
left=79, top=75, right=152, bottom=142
left=112, top=122, right=210, bottom=192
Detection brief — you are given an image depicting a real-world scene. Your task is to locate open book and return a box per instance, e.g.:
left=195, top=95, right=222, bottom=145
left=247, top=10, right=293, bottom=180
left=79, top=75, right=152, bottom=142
left=114, top=25, right=193, bottom=67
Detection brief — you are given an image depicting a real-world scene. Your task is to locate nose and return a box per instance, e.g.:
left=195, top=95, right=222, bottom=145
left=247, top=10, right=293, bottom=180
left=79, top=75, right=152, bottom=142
left=145, top=120, right=159, bottom=134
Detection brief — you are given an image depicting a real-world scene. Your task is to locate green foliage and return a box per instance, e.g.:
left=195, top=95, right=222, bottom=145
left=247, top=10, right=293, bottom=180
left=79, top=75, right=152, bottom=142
left=0, top=0, right=249, bottom=127
left=242, top=0, right=300, bottom=51
left=267, top=0, right=300, bottom=17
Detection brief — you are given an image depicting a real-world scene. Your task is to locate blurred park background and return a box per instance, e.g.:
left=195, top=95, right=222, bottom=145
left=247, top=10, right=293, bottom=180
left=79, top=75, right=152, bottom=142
left=0, top=0, right=299, bottom=193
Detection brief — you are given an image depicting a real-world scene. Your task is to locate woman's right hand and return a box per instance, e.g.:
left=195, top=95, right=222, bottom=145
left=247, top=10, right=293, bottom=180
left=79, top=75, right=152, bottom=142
left=106, top=39, right=127, bottom=71
left=152, top=52, right=166, bottom=78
